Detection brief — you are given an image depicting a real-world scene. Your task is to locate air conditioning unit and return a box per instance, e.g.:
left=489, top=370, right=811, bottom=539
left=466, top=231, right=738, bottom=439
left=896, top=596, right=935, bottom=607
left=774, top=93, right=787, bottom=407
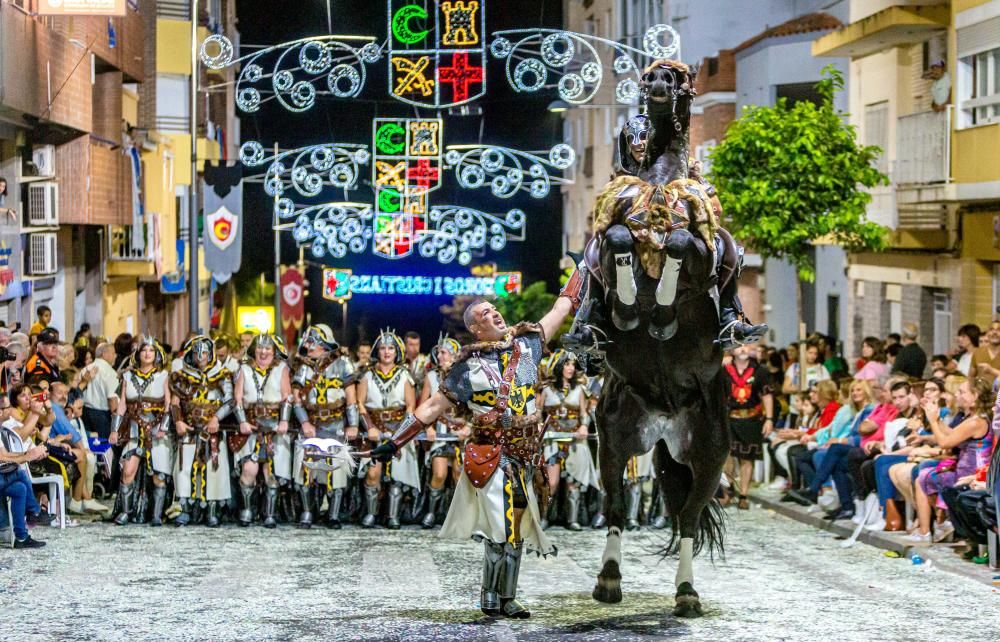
left=32, top=145, right=56, bottom=177
left=27, top=182, right=59, bottom=226
left=27, top=233, right=57, bottom=276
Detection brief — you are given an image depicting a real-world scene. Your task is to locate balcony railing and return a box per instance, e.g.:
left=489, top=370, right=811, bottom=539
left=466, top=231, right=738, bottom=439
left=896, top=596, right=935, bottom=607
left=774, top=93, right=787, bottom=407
left=109, top=224, right=153, bottom=262
left=157, top=0, right=191, bottom=20
left=895, top=107, right=950, bottom=185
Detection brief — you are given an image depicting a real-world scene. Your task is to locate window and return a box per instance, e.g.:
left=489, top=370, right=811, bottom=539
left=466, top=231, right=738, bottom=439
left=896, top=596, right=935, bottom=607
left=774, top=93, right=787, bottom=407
left=695, top=139, right=716, bottom=173
left=932, top=291, right=953, bottom=355
left=156, top=75, right=190, bottom=133
left=957, top=13, right=1000, bottom=127
left=864, top=102, right=889, bottom=176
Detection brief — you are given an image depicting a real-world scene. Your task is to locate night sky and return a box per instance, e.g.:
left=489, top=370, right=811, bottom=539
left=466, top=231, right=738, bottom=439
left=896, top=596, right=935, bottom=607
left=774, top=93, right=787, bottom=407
left=234, top=0, right=565, bottom=347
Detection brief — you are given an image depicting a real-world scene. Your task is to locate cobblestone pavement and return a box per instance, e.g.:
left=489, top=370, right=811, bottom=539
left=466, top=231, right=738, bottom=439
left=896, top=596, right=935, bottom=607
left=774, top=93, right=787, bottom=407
left=2, top=505, right=997, bottom=641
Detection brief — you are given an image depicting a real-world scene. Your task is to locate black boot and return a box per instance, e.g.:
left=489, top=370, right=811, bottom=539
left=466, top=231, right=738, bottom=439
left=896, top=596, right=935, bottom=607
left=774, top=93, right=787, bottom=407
left=719, top=307, right=768, bottom=350
left=150, top=485, right=167, bottom=527
left=591, top=489, right=607, bottom=529
left=297, top=484, right=313, bottom=529
left=175, top=499, right=191, bottom=527
left=326, top=488, right=344, bottom=529
left=651, top=494, right=669, bottom=529
left=422, top=487, right=444, bottom=529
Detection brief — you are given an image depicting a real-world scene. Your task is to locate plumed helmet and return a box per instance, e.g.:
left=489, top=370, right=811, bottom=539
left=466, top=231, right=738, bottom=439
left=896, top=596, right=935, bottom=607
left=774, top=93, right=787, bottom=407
left=129, top=335, right=167, bottom=371
left=372, top=328, right=405, bottom=365
left=299, top=323, right=339, bottom=355
left=248, top=333, right=288, bottom=361
left=430, top=334, right=461, bottom=367
left=545, top=349, right=579, bottom=380
left=182, top=334, right=216, bottom=368
left=613, top=113, right=650, bottom=177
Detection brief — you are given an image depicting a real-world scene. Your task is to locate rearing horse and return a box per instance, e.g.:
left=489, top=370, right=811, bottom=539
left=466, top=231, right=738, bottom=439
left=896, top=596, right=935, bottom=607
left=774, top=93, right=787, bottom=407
left=581, top=60, right=731, bottom=617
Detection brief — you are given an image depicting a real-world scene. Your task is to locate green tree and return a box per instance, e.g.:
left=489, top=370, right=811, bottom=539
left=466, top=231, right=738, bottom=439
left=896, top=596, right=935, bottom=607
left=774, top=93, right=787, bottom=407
left=709, top=66, right=888, bottom=330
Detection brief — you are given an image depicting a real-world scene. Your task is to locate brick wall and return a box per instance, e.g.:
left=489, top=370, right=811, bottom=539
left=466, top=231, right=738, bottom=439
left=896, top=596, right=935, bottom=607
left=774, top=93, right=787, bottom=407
left=694, top=50, right=736, bottom=95
left=137, top=0, right=157, bottom=130
left=44, top=6, right=145, bottom=82
left=54, top=135, right=131, bottom=226
left=93, top=72, right=124, bottom=144
left=55, top=136, right=90, bottom=225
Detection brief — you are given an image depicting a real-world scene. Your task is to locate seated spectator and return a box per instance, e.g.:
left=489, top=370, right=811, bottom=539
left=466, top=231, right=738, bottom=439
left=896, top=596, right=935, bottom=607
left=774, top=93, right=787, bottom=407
left=49, top=383, right=108, bottom=515
left=907, top=377, right=995, bottom=543
left=929, top=354, right=950, bottom=374
left=770, top=394, right=817, bottom=494
left=0, top=423, right=49, bottom=548
left=1, top=383, right=55, bottom=526
left=24, top=328, right=62, bottom=386
left=855, top=337, right=888, bottom=382
left=971, top=321, right=1000, bottom=385
left=72, top=323, right=92, bottom=349
left=886, top=343, right=901, bottom=370
left=951, top=323, right=980, bottom=376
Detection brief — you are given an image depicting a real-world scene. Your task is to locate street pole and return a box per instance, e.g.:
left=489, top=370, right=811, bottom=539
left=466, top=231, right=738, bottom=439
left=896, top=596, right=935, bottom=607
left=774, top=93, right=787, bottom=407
left=188, top=0, right=200, bottom=335
left=273, top=143, right=282, bottom=334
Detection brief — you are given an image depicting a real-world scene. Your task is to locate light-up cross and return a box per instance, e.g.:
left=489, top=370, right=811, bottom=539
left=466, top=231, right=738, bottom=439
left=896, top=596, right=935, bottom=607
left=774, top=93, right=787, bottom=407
left=438, top=52, right=484, bottom=104
left=407, top=158, right=440, bottom=193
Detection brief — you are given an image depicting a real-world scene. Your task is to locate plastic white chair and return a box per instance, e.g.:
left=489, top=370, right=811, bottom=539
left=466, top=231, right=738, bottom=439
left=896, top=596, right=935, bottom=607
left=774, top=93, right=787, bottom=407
left=30, top=472, right=66, bottom=529
left=3, top=497, right=13, bottom=548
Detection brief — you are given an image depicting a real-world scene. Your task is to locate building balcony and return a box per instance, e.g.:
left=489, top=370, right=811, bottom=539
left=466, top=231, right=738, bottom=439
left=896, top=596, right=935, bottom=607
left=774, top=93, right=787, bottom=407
left=812, top=4, right=949, bottom=58
left=107, top=224, right=156, bottom=278
left=895, top=108, right=950, bottom=186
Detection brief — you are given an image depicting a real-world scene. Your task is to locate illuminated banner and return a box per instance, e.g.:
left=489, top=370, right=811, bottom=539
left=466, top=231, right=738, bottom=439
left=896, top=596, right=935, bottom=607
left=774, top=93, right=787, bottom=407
left=38, top=0, right=126, bottom=15
left=388, top=0, right=486, bottom=108
left=323, top=269, right=521, bottom=299
left=237, top=306, right=276, bottom=334
left=372, top=117, right=443, bottom=259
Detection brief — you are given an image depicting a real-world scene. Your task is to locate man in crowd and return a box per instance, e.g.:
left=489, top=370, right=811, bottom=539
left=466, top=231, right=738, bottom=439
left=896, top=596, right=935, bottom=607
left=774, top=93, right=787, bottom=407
left=81, top=343, right=120, bottom=440
left=354, top=341, right=372, bottom=369
left=892, top=323, right=927, bottom=379
left=24, top=328, right=61, bottom=386
left=404, top=331, right=429, bottom=390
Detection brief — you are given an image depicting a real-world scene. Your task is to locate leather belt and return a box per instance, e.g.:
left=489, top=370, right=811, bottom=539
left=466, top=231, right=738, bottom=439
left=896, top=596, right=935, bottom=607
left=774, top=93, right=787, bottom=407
left=730, top=405, right=763, bottom=419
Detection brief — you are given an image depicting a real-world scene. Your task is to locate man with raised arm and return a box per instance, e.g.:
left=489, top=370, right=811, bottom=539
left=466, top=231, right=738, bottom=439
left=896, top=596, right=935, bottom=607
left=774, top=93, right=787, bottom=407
left=369, top=278, right=582, bottom=619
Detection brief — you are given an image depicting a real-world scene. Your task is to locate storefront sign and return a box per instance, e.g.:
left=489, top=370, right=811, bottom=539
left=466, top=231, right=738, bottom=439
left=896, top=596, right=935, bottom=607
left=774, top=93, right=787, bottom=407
left=237, top=306, right=276, bottom=334
left=322, top=269, right=521, bottom=299
left=38, top=0, right=127, bottom=16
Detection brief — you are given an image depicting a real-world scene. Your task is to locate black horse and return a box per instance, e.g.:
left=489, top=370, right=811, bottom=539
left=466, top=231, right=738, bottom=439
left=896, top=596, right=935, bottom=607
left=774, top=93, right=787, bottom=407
left=578, top=60, right=731, bottom=618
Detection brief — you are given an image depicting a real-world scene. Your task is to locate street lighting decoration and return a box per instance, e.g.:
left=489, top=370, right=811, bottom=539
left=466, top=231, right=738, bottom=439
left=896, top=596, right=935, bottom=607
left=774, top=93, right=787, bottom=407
left=444, top=144, right=575, bottom=199
left=240, top=141, right=371, bottom=198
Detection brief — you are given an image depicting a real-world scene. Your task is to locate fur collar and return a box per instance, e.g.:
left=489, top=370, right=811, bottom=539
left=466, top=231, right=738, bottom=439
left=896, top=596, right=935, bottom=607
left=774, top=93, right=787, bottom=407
left=456, top=322, right=544, bottom=364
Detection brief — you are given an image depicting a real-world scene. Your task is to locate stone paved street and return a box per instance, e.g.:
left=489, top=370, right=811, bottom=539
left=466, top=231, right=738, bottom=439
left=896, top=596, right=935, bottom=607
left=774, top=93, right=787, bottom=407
left=1, top=505, right=997, bottom=641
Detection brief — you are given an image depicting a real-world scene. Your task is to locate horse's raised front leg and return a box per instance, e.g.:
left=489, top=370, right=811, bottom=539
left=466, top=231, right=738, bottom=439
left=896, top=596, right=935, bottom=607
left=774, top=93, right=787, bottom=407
left=593, top=434, right=629, bottom=604
left=600, top=224, right=640, bottom=332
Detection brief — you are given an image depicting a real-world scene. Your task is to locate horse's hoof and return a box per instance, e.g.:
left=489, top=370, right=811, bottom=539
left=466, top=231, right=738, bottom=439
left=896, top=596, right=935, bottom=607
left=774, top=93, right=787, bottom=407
left=648, top=319, right=678, bottom=341
left=673, top=582, right=703, bottom=618
left=612, top=308, right=640, bottom=332
left=592, top=561, right=623, bottom=603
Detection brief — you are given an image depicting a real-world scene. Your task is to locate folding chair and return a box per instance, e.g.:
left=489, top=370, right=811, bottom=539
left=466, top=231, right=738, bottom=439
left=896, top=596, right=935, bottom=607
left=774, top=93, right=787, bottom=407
left=30, top=473, right=66, bottom=529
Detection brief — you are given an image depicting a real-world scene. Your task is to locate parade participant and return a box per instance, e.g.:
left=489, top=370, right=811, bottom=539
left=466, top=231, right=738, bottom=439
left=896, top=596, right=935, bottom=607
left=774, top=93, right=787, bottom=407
left=214, top=335, right=241, bottom=374
left=418, top=335, right=471, bottom=529
left=170, top=335, right=234, bottom=527
left=623, top=448, right=656, bottom=530
left=233, top=334, right=293, bottom=529
left=357, top=329, right=418, bottom=529
left=354, top=341, right=372, bottom=369
left=404, top=331, right=430, bottom=390
left=586, top=374, right=607, bottom=529
left=722, top=344, right=774, bottom=510
left=567, top=112, right=765, bottom=349
left=291, top=324, right=359, bottom=529
left=540, top=350, right=597, bottom=531
left=110, top=337, right=173, bottom=526
left=369, top=283, right=579, bottom=619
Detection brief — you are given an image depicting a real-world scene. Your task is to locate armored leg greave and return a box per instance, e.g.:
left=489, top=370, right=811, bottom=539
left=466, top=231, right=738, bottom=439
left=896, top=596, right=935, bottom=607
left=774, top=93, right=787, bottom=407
left=205, top=500, right=221, bottom=528
left=150, top=485, right=167, bottom=527
left=297, top=484, right=313, bottom=529
left=361, top=484, right=379, bottom=529
left=114, top=482, right=134, bottom=526
left=422, top=487, right=444, bottom=529
left=651, top=494, right=669, bottom=530
left=480, top=541, right=504, bottom=616
left=175, top=498, right=191, bottom=527
left=263, top=486, right=278, bottom=529
left=566, top=485, right=583, bottom=531
left=499, top=542, right=530, bottom=618
left=386, top=483, right=403, bottom=530
left=238, top=483, right=256, bottom=527
left=591, top=489, right=607, bottom=529
left=326, top=488, right=344, bottom=529
left=625, top=483, right=642, bottom=531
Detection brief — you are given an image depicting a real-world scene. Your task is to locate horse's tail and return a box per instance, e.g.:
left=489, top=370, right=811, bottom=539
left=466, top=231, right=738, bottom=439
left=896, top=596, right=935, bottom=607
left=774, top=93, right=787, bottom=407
left=655, top=441, right=728, bottom=561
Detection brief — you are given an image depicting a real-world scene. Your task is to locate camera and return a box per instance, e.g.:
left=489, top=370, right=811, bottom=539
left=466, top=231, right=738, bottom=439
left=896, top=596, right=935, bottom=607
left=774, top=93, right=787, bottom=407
left=0, top=345, right=13, bottom=363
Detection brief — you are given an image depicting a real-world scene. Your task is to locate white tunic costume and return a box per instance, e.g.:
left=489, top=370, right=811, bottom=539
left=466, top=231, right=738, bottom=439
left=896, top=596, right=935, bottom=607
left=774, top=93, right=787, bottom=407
left=292, top=356, right=355, bottom=490
left=121, top=368, right=174, bottom=476
left=234, top=361, right=292, bottom=480
left=363, top=365, right=420, bottom=489
left=541, top=383, right=600, bottom=490
left=171, top=360, right=233, bottom=502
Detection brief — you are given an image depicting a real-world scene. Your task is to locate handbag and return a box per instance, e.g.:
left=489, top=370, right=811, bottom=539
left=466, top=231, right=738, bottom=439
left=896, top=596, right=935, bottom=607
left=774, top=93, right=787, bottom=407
left=45, top=443, right=78, bottom=464
left=0, top=428, right=21, bottom=474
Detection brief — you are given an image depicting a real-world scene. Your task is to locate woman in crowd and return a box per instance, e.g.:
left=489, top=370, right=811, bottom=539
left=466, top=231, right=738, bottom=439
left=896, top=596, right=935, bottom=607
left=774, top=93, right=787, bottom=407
left=540, top=351, right=597, bottom=530
left=3, top=383, right=55, bottom=521
left=854, top=337, right=888, bottom=382
left=952, top=324, right=980, bottom=376
left=906, top=377, right=995, bottom=543
left=771, top=393, right=817, bottom=494
left=110, top=337, right=173, bottom=526
left=789, top=380, right=842, bottom=490
left=73, top=324, right=92, bottom=349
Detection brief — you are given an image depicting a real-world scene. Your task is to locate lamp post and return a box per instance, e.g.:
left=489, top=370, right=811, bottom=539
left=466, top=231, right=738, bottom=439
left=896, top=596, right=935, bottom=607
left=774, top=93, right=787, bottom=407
left=188, top=0, right=200, bottom=334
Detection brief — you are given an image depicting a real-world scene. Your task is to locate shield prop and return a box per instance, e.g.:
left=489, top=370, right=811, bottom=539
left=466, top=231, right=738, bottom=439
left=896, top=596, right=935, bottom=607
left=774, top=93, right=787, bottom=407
left=387, top=0, right=486, bottom=108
